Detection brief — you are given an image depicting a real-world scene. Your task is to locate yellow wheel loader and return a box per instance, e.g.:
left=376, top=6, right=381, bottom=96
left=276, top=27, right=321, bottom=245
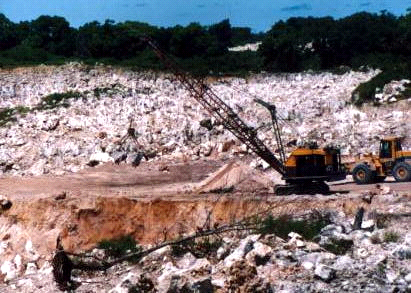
left=350, top=137, right=411, bottom=184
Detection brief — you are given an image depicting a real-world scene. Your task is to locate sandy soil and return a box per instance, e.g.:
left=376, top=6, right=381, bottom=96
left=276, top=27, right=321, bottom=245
left=0, top=159, right=226, bottom=200
left=1, top=157, right=409, bottom=200
left=1, top=157, right=410, bottom=255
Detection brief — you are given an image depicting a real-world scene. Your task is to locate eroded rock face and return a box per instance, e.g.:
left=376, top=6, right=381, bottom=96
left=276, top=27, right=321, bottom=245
left=2, top=204, right=411, bottom=293
left=1, top=64, right=410, bottom=177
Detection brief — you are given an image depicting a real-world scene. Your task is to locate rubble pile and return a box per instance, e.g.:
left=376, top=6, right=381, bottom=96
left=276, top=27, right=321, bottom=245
left=374, top=79, right=411, bottom=104
left=2, top=192, right=411, bottom=292
left=1, top=63, right=410, bottom=176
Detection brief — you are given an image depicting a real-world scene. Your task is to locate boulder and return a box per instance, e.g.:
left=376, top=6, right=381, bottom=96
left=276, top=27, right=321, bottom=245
left=109, top=272, right=139, bottom=293
left=127, top=152, right=145, bottom=167
left=111, top=151, right=127, bottom=164
left=0, top=197, right=12, bottom=211
left=1, top=260, right=18, bottom=281
left=88, top=152, right=113, bottom=166
left=314, top=264, right=336, bottom=282
left=224, top=234, right=260, bottom=267
left=333, top=255, right=355, bottom=271
left=157, top=255, right=211, bottom=293
left=286, top=232, right=306, bottom=248
left=245, top=241, right=273, bottom=266
left=25, top=263, right=38, bottom=275
left=300, top=252, right=336, bottom=271
left=318, top=225, right=354, bottom=255
left=27, top=159, right=47, bottom=176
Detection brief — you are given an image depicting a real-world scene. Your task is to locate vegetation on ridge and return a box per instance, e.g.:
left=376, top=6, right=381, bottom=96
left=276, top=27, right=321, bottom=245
left=1, top=9, right=411, bottom=103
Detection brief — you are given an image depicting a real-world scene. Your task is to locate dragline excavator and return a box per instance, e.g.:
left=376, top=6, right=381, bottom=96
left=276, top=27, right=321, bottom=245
left=142, top=37, right=346, bottom=195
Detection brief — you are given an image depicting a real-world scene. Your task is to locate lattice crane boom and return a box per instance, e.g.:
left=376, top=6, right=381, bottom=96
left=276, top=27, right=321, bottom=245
left=143, top=37, right=287, bottom=176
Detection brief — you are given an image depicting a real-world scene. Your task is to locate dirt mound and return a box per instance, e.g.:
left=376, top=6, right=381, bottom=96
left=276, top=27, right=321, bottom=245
left=195, top=161, right=272, bottom=193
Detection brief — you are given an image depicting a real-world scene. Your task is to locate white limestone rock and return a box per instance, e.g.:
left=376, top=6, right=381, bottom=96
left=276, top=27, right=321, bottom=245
left=245, top=241, right=273, bottom=266
left=89, top=152, right=113, bottom=164
left=314, top=264, right=336, bottom=282
left=1, top=260, right=18, bottom=281
left=224, top=234, right=260, bottom=267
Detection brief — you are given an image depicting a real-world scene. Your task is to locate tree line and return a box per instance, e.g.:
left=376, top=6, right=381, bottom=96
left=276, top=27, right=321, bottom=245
left=1, top=11, right=411, bottom=72
left=0, top=14, right=262, bottom=74
left=260, top=10, right=411, bottom=72
left=1, top=10, right=411, bottom=102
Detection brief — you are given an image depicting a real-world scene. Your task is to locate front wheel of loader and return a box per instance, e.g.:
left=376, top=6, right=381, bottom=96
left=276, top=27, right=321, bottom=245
left=352, top=164, right=374, bottom=184
left=393, top=162, right=411, bottom=182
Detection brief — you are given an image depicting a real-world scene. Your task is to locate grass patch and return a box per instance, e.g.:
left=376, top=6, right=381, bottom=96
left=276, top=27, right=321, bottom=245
left=36, top=91, right=83, bottom=110
left=14, top=105, right=31, bottom=116
left=352, top=65, right=411, bottom=105
left=92, top=84, right=123, bottom=98
left=257, top=213, right=331, bottom=240
left=0, top=106, right=31, bottom=126
left=0, top=108, right=17, bottom=126
left=171, top=236, right=223, bottom=258
left=93, top=87, right=111, bottom=98
left=0, top=91, right=84, bottom=128
left=321, top=237, right=353, bottom=255
left=97, top=235, right=141, bottom=261
left=383, top=230, right=400, bottom=243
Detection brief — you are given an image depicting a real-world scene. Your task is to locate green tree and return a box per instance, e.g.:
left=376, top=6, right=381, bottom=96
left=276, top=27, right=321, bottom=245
left=0, top=14, right=18, bottom=50
left=26, top=15, right=76, bottom=56
left=398, top=9, right=411, bottom=56
left=207, top=19, right=232, bottom=55
left=259, top=20, right=304, bottom=72
left=170, top=23, right=210, bottom=58
left=337, top=12, right=400, bottom=65
left=77, top=20, right=162, bottom=59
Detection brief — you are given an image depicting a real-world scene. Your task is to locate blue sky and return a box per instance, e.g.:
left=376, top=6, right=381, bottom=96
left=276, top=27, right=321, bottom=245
left=1, top=0, right=411, bottom=32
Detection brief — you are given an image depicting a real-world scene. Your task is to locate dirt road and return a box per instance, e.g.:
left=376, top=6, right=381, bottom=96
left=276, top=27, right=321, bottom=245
left=0, top=158, right=409, bottom=253
left=0, top=159, right=225, bottom=200
left=0, top=158, right=409, bottom=200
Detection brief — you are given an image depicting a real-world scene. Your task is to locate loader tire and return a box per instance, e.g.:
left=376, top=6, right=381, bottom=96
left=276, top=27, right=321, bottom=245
left=393, top=162, right=411, bottom=182
left=352, top=164, right=374, bottom=184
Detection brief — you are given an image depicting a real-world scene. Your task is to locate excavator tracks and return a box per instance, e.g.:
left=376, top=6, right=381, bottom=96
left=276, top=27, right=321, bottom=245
left=274, top=181, right=330, bottom=196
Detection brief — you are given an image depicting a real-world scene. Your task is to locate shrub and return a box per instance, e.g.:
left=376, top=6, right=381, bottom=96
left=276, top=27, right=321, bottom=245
left=171, top=236, right=222, bottom=258
left=0, top=108, right=16, bottom=126
left=352, top=66, right=411, bottom=105
left=97, top=235, right=141, bottom=260
left=370, top=233, right=382, bottom=244
left=1, top=45, right=51, bottom=64
left=36, top=91, right=83, bottom=110
left=375, top=214, right=390, bottom=229
left=0, top=106, right=31, bottom=127
left=128, top=274, right=155, bottom=293
left=383, top=230, right=400, bottom=243
left=321, top=238, right=354, bottom=255
left=258, top=213, right=331, bottom=240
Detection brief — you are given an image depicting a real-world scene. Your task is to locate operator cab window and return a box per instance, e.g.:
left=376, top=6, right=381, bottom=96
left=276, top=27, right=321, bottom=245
left=396, top=140, right=402, bottom=151
left=380, top=140, right=392, bottom=158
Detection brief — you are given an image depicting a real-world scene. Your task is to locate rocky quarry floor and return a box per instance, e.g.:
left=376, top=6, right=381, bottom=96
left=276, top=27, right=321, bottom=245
left=0, top=64, right=411, bottom=292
